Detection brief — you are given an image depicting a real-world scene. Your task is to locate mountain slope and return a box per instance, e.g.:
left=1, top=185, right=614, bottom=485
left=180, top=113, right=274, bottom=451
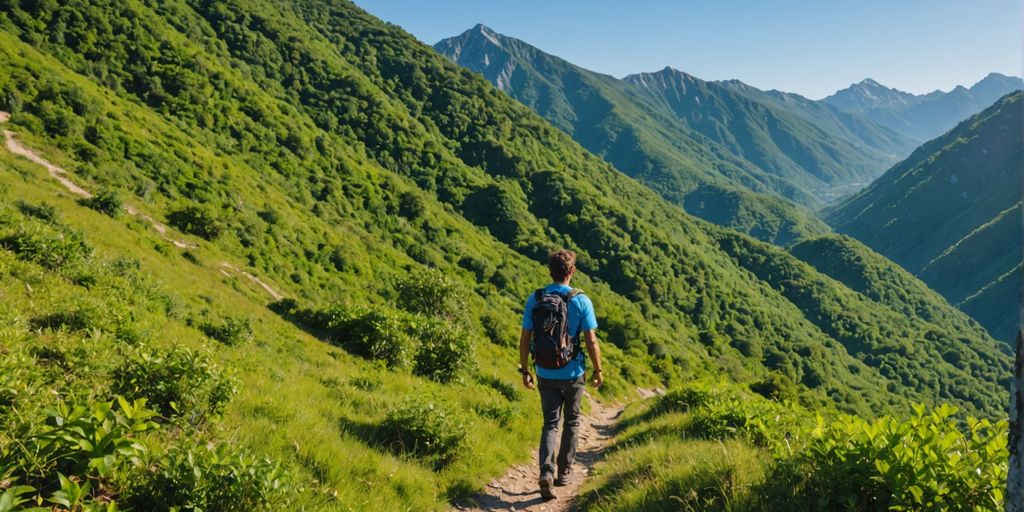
left=435, top=24, right=828, bottom=245
left=0, top=0, right=1012, bottom=509
left=718, top=79, right=916, bottom=162
left=624, top=67, right=909, bottom=200
left=827, top=91, right=1024, bottom=342
left=824, top=73, right=1024, bottom=142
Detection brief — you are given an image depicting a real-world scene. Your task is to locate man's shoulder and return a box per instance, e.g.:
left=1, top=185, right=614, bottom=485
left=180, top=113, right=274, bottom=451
left=571, top=290, right=593, bottom=307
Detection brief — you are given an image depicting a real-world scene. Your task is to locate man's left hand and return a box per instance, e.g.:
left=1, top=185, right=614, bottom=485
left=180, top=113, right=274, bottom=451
left=591, top=370, right=603, bottom=388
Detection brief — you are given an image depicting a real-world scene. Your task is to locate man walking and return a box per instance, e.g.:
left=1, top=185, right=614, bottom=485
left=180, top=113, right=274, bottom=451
left=519, top=249, right=603, bottom=500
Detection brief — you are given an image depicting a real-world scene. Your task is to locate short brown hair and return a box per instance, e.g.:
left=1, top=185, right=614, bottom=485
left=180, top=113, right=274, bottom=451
left=548, top=249, right=576, bottom=282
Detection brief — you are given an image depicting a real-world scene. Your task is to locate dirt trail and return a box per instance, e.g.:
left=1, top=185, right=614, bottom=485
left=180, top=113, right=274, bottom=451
left=0, top=111, right=284, bottom=301
left=454, top=391, right=632, bottom=512
left=218, top=262, right=284, bottom=301
left=1, top=111, right=195, bottom=249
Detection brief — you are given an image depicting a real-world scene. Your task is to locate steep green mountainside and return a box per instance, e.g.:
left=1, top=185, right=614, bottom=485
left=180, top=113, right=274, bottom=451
left=435, top=24, right=828, bottom=245
left=624, top=68, right=909, bottom=201
left=824, top=73, right=1024, bottom=142
left=0, top=0, right=1012, bottom=509
left=827, top=92, right=1023, bottom=343
left=717, top=79, right=916, bottom=161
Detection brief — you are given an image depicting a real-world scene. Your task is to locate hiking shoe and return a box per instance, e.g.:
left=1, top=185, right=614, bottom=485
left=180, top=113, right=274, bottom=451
left=539, top=474, right=556, bottom=500
left=555, top=468, right=573, bottom=486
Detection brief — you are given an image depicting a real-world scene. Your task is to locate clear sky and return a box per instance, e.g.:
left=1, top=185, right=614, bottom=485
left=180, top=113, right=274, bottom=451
left=355, top=0, right=1023, bottom=99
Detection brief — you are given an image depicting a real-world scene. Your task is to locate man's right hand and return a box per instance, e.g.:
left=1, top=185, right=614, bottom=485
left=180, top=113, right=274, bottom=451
left=522, top=373, right=535, bottom=390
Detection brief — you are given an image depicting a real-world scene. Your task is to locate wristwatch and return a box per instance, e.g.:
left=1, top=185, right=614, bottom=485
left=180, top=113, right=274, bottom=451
left=518, top=367, right=531, bottom=376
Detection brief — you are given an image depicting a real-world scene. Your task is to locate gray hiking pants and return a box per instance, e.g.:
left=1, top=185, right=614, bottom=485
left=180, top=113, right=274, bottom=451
left=537, top=375, right=585, bottom=479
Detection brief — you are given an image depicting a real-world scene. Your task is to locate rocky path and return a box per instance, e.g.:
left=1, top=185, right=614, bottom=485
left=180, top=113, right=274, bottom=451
left=0, top=111, right=284, bottom=301
left=453, top=391, right=627, bottom=512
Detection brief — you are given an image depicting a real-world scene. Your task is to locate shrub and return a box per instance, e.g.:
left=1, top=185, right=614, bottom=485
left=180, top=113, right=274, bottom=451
left=111, top=346, right=236, bottom=425
left=167, top=205, right=223, bottom=240
left=16, top=200, right=59, bottom=223
left=764, top=404, right=1007, bottom=511
left=749, top=372, right=800, bottom=401
left=302, top=304, right=414, bottom=370
left=379, top=399, right=466, bottom=467
left=12, top=396, right=159, bottom=487
left=1, top=223, right=92, bottom=270
left=79, top=188, right=122, bottom=217
left=396, top=268, right=465, bottom=319
left=200, top=316, right=253, bottom=346
left=122, top=440, right=286, bottom=512
left=412, top=320, right=474, bottom=383
left=651, top=382, right=719, bottom=415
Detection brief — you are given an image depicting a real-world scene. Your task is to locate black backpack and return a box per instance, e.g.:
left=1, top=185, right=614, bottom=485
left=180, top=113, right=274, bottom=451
left=530, top=288, right=583, bottom=369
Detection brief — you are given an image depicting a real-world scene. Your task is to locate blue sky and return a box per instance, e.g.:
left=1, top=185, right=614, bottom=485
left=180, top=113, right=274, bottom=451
left=356, top=0, right=1023, bottom=99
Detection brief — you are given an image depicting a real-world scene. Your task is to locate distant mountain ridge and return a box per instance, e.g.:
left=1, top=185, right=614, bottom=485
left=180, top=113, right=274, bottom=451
left=435, top=24, right=916, bottom=243
left=826, top=91, right=1023, bottom=342
left=823, top=73, right=1024, bottom=142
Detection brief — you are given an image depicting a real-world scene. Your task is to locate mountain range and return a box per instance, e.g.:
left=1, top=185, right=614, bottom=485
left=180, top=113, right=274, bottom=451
left=824, top=73, right=1024, bottom=142
left=827, top=91, right=1023, bottom=343
left=436, top=24, right=921, bottom=244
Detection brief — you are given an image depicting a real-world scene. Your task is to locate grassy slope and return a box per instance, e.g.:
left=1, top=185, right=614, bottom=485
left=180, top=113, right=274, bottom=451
left=826, top=91, right=1023, bottom=342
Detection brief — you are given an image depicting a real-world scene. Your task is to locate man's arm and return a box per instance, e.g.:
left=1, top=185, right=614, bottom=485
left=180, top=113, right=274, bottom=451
left=583, top=329, right=603, bottom=387
left=519, top=328, right=534, bottom=389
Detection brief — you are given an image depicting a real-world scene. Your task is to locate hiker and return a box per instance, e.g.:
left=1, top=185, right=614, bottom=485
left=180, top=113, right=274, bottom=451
left=518, top=249, right=603, bottom=500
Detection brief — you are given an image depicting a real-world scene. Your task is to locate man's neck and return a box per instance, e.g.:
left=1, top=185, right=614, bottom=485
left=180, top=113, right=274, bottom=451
left=553, top=280, right=571, bottom=286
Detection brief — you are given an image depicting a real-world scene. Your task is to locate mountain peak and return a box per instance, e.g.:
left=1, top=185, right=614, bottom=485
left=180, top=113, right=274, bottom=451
left=858, top=78, right=884, bottom=88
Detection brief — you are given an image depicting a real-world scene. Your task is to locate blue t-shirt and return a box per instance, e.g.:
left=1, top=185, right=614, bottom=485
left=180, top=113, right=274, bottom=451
left=522, top=283, right=598, bottom=379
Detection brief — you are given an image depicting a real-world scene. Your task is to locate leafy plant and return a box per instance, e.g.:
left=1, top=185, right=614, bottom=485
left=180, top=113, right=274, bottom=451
left=111, top=346, right=236, bottom=425
left=167, top=205, right=223, bottom=241
left=396, top=268, right=465, bottom=320
left=0, top=223, right=92, bottom=270
left=122, top=440, right=286, bottom=512
left=379, top=399, right=466, bottom=467
left=79, top=188, right=123, bottom=218
left=412, top=320, right=474, bottom=383
left=200, top=316, right=253, bottom=346
left=764, top=404, right=1008, bottom=510
left=299, top=304, right=415, bottom=370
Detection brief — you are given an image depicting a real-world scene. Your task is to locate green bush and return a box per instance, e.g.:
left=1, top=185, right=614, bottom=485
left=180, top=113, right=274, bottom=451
left=16, top=200, right=59, bottom=223
left=79, top=188, right=123, bottom=217
left=764, top=404, right=1007, bottom=511
left=111, top=346, right=236, bottom=424
left=122, top=440, right=286, bottom=512
left=412, top=320, right=474, bottom=383
left=167, top=205, right=223, bottom=241
left=651, top=381, right=719, bottom=415
left=200, top=316, right=254, bottom=346
left=380, top=399, right=466, bottom=468
left=28, top=397, right=159, bottom=481
left=301, top=304, right=415, bottom=370
left=396, top=268, right=465, bottom=319
left=0, top=223, right=92, bottom=270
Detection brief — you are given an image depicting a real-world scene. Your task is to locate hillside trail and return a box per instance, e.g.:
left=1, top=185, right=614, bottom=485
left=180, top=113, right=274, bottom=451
left=0, top=111, right=284, bottom=301
left=455, top=387, right=662, bottom=512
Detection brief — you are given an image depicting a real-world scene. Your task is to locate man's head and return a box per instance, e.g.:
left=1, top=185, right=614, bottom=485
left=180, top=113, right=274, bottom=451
left=548, top=249, right=576, bottom=283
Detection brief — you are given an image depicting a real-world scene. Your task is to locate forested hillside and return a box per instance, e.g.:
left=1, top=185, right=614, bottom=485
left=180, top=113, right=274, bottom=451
left=828, top=92, right=1023, bottom=342
left=435, top=25, right=835, bottom=245
left=0, top=0, right=1013, bottom=509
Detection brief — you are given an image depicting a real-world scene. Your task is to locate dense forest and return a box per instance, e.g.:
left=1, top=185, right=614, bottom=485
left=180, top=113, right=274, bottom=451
left=0, top=0, right=1014, bottom=509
